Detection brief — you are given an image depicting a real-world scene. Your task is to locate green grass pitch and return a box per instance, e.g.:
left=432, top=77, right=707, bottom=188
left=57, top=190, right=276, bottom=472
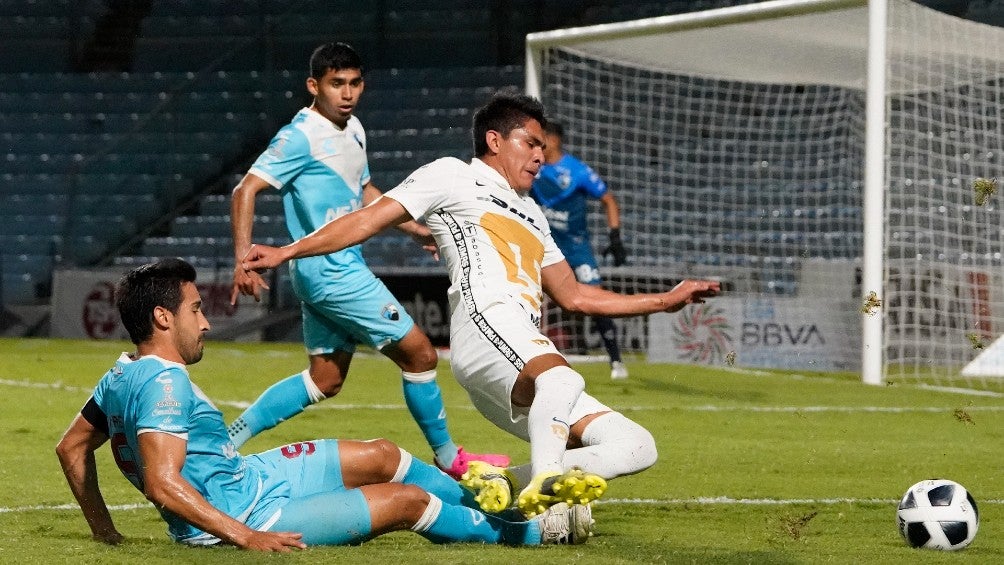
left=1, top=337, right=1002, bottom=564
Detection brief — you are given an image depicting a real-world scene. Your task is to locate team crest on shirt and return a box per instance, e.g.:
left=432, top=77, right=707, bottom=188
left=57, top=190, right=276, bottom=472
left=353, top=133, right=364, bottom=149
left=381, top=304, right=400, bottom=321
left=556, top=169, right=572, bottom=189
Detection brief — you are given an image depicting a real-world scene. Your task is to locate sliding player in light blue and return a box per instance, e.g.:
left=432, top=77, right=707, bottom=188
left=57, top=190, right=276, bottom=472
left=531, top=121, right=630, bottom=380
left=56, top=259, right=591, bottom=550
left=228, top=42, right=507, bottom=477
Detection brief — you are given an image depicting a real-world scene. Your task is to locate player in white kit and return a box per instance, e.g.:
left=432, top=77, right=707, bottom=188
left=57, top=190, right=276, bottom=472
left=240, top=93, right=721, bottom=518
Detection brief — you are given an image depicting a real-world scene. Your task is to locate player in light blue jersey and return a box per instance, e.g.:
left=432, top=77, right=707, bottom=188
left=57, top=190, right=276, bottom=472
left=56, top=259, right=592, bottom=550
left=228, top=42, right=507, bottom=477
left=530, top=122, right=630, bottom=380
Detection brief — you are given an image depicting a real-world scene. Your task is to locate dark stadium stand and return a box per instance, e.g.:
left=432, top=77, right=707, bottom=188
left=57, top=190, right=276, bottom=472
left=1, top=0, right=1001, bottom=317
left=114, top=67, right=517, bottom=297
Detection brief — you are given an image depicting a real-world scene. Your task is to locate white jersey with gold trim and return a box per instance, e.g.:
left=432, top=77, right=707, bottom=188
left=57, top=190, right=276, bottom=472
left=385, top=157, right=564, bottom=326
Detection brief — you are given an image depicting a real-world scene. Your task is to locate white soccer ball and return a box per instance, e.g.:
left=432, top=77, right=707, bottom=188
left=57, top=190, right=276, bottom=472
left=897, top=479, right=979, bottom=551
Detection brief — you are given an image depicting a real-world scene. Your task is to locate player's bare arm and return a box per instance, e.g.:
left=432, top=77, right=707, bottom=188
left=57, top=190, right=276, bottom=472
left=55, top=413, right=123, bottom=545
left=138, top=432, right=306, bottom=552
left=230, top=173, right=274, bottom=304
left=541, top=261, right=720, bottom=317
left=363, top=182, right=437, bottom=257
left=243, top=196, right=413, bottom=271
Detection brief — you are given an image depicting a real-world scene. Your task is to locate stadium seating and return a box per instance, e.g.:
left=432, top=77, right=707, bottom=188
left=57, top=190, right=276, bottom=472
left=966, top=0, right=1004, bottom=25
left=111, top=60, right=521, bottom=277
left=0, top=68, right=303, bottom=307
left=4, top=0, right=1001, bottom=312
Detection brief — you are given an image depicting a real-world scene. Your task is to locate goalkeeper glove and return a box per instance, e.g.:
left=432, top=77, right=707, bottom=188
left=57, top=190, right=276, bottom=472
left=603, top=228, right=628, bottom=266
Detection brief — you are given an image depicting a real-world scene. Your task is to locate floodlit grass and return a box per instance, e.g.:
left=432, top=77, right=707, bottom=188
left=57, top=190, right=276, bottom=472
left=2, top=337, right=1002, bottom=564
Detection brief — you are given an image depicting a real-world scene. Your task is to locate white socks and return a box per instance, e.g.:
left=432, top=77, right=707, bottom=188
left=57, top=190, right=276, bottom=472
left=510, top=411, right=658, bottom=485
left=526, top=366, right=584, bottom=476
left=561, top=411, right=658, bottom=478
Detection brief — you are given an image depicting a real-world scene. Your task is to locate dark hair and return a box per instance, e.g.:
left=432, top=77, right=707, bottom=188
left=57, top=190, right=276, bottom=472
left=115, top=258, right=197, bottom=345
left=309, top=42, right=363, bottom=79
left=543, top=121, right=564, bottom=138
left=472, top=92, right=547, bottom=157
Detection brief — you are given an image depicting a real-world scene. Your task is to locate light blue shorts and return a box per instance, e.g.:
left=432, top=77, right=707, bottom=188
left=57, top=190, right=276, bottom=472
left=298, top=270, right=415, bottom=355
left=248, top=439, right=374, bottom=545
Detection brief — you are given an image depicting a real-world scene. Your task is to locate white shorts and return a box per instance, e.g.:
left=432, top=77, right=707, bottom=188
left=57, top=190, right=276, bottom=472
left=449, top=301, right=611, bottom=441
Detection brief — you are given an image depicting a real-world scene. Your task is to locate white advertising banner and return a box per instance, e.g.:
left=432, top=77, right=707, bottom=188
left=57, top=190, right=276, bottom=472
left=51, top=268, right=267, bottom=340
left=648, top=296, right=861, bottom=371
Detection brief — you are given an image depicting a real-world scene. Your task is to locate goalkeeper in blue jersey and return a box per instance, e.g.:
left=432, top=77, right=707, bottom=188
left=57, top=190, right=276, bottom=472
left=530, top=122, right=629, bottom=379
left=56, top=259, right=590, bottom=550
left=227, top=42, right=507, bottom=476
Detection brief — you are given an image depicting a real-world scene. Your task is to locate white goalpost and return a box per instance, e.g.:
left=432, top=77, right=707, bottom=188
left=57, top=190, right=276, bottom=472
left=525, top=0, right=1004, bottom=390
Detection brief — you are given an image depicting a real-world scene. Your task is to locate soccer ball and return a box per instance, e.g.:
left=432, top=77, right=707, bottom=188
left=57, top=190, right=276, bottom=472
left=897, top=479, right=979, bottom=551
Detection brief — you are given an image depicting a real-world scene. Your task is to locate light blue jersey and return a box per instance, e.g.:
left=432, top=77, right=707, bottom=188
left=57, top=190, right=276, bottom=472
left=90, top=354, right=540, bottom=547
left=531, top=153, right=608, bottom=284
left=250, top=109, right=371, bottom=295
left=248, top=108, right=413, bottom=351
left=92, top=354, right=285, bottom=544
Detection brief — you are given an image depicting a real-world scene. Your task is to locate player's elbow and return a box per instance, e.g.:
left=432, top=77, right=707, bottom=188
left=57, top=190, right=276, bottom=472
left=142, top=485, right=169, bottom=509
left=555, top=293, right=588, bottom=315
left=230, top=176, right=263, bottom=202
left=54, top=438, right=74, bottom=467
left=562, top=301, right=585, bottom=315
left=141, top=477, right=176, bottom=508
left=230, top=180, right=248, bottom=199
left=55, top=435, right=87, bottom=469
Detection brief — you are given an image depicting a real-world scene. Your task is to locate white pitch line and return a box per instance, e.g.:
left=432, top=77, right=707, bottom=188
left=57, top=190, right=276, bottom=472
left=215, top=401, right=1004, bottom=414
left=675, top=405, right=1004, bottom=413
left=4, top=378, right=1004, bottom=414
left=0, top=378, right=93, bottom=393
left=599, top=497, right=1004, bottom=505
left=7, top=498, right=1003, bottom=515
left=0, top=503, right=150, bottom=514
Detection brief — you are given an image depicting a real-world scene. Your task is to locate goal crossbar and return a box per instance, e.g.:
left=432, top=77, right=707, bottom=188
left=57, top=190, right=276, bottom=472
left=526, top=0, right=869, bottom=96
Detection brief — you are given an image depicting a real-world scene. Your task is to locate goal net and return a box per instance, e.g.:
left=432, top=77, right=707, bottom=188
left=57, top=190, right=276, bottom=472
left=526, top=0, right=1004, bottom=389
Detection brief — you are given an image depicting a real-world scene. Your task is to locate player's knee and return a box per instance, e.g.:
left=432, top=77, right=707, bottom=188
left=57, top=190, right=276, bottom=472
left=388, top=330, right=438, bottom=372
left=630, top=425, right=659, bottom=472
left=392, top=484, right=431, bottom=524
left=587, top=412, right=658, bottom=474
left=412, top=347, right=438, bottom=372
left=535, top=365, right=585, bottom=393
left=364, top=438, right=403, bottom=478
left=308, top=366, right=345, bottom=397
left=407, top=338, right=439, bottom=371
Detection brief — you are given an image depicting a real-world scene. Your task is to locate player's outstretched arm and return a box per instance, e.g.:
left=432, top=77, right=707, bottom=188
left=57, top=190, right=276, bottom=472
left=56, top=413, right=123, bottom=545
left=138, top=432, right=305, bottom=551
left=363, top=182, right=438, bottom=258
left=243, top=196, right=414, bottom=271
left=230, top=173, right=273, bottom=305
left=542, top=261, right=720, bottom=317
left=659, top=279, right=721, bottom=313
